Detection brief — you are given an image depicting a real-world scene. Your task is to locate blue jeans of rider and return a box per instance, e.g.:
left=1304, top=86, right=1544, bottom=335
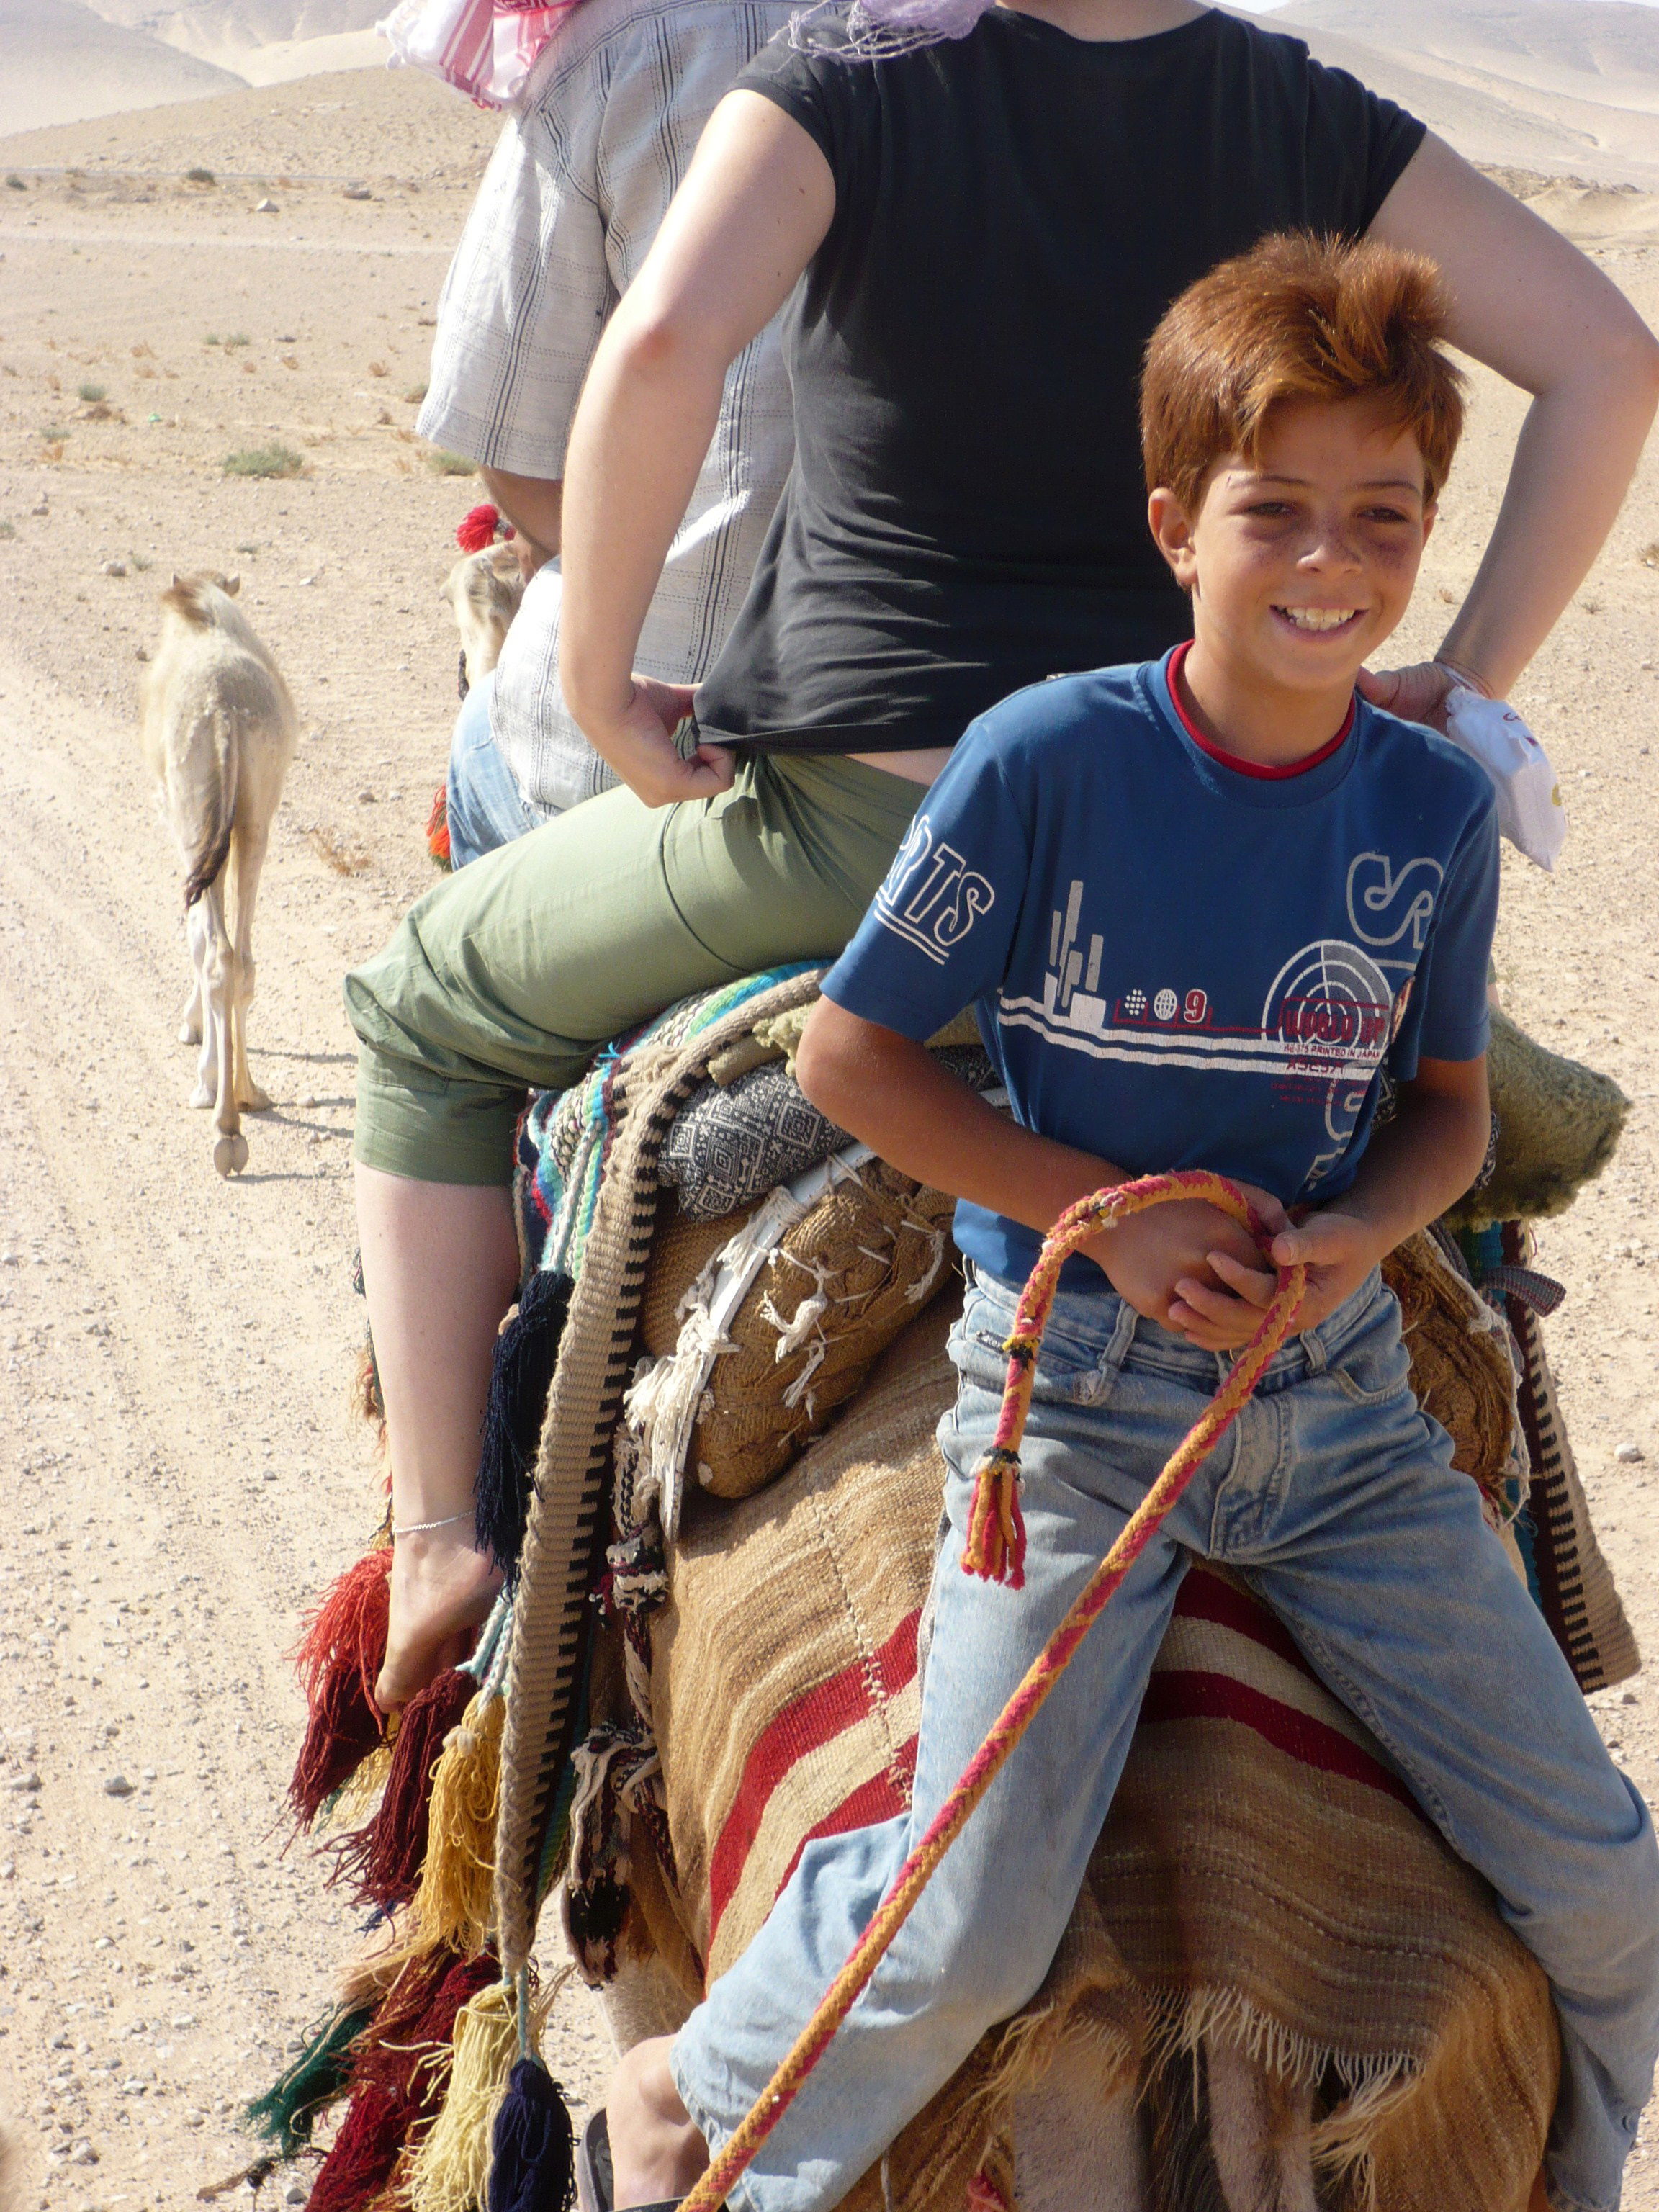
left=672, top=1267, right=1659, bottom=2212
left=444, top=673, right=548, bottom=867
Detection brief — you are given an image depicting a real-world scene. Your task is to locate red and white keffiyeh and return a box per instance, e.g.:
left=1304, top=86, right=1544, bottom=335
left=378, top=0, right=580, bottom=107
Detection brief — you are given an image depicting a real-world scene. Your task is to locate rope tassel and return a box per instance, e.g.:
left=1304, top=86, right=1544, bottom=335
left=289, top=1548, right=393, bottom=1827
left=415, top=1691, right=506, bottom=1956
left=243, top=2002, right=376, bottom=2159
left=407, top=1977, right=548, bottom=2212
left=961, top=1447, right=1028, bottom=1588
left=487, top=2059, right=577, bottom=2212
left=333, top=1667, right=477, bottom=1910
left=678, top=1172, right=1305, bottom=2212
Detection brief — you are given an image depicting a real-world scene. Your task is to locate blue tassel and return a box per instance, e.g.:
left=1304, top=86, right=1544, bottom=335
left=475, top=1269, right=572, bottom=1581
left=488, top=2057, right=576, bottom=2211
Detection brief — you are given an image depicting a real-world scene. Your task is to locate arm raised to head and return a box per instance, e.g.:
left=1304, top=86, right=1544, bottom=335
left=1364, top=133, right=1659, bottom=723
left=559, top=90, right=835, bottom=804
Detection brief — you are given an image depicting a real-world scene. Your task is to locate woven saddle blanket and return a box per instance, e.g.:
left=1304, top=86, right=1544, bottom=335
left=495, top=966, right=1633, bottom=2211
left=640, top=1299, right=1558, bottom=2212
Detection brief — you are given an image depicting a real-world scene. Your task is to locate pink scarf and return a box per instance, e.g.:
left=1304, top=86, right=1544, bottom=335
left=378, top=0, right=583, bottom=107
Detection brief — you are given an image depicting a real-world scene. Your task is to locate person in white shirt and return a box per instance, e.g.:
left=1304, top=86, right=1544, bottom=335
left=418, top=0, right=796, bottom=860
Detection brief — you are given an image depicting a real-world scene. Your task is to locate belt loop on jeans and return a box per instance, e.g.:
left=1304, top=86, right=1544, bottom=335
left=1100, top=1291, right=1140, bottom=1380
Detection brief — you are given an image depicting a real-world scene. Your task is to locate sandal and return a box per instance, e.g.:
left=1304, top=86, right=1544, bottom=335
left=575, top=2108, right=686, bottom=2212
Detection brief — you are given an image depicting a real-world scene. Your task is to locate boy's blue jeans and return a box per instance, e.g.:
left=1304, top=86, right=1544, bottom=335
left=672, top=1267, right=1659, bottom=2212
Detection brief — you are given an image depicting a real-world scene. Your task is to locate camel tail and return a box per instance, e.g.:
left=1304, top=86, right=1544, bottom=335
left=181, top=709, right=240, bottom=910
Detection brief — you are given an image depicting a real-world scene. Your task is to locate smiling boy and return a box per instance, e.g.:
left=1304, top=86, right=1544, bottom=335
left=596, top=236, right=1659, bottom=2212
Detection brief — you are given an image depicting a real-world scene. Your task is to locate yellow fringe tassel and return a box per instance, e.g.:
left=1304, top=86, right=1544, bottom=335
left=405, top=1978, right=548, bottom=2212
left=413, top=1694, right=504, bottom=1956
left=319, top=1740, right=394, bottom=1835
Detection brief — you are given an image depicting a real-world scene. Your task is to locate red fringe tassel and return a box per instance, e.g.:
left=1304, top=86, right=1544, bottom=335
left=306, top=2085, right=406, bottom=2212
left=289, top=1664, right=384, bottom=1830
left=288, top=1551, right=392, bottom=1827
left=426, top=785, right=452, bottom=870
left=351, top=1951, right=499, bottom=2103
left=331, top=1668, right=476, bottom=1908
left=295, top=1550, right=392, bottom=1709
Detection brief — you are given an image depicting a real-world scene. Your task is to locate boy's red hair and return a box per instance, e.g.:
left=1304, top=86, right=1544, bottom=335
left=1141, top=232, right=1467, bottom=511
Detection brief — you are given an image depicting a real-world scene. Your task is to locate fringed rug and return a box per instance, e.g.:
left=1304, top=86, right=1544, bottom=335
left=642, top=1300, right=1557, bottom=2212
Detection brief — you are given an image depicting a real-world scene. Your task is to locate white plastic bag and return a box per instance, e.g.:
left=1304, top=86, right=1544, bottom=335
left=1439, top=688, right=1566, bottom=873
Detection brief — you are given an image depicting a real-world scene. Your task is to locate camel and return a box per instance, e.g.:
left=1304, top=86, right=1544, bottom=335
left=139, top=572, right=297, bottom=1177
left=440, top=540, right=524, bottom=696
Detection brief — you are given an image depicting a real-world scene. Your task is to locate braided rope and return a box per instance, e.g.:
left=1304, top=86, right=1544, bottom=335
left=680, top=1170, right=1306, bottom=2212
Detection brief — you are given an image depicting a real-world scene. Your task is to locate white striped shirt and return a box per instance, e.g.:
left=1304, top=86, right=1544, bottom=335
left=418, top=0, right=797, bottom=812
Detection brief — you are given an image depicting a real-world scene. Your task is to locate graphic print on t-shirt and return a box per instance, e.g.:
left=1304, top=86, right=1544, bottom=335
left=873, top=814, right=997, bottom=966
left=973, top=854, right=1426, bottom=1189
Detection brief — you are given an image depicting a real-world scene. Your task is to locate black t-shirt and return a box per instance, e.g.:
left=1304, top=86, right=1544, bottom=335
left=695, top=5, right=1424, bottom=753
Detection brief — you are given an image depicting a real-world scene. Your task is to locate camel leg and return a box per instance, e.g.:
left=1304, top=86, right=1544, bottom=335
left=1012, top=2046, right=1148, bottom=2212
left=598, top=1957, right=696, bottom=2058
left=1205, top=2034, right=1318, bottom=2212
left=226, top=822, right=272, bottom=1111
left=178, top=903, right=204, bottom=1047
left=186, top=899, right=217, bottom=1106
left=200, top=881, right=247, bottom=1177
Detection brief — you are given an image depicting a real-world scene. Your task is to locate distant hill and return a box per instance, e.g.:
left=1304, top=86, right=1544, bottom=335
left=1282, top=1, right=1659, bottom=95
left=78, top=0, right=386, bottom=72
left=1270, top=0, right=1659, bottom=186
left=0, top=0, right=248, bottom=134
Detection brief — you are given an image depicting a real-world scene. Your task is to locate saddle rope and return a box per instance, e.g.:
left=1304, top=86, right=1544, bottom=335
left=678, top=1169, right=1307, bottom=2212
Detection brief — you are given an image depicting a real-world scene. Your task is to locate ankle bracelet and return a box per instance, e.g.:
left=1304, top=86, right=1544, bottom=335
left=392, top=1510, right=473, bottom=1537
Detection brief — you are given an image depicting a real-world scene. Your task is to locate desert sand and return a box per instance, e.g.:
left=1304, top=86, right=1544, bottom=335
left=0, top=50, right=1656, bottom=2212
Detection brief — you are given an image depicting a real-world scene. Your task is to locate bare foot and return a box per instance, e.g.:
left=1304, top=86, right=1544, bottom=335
left=375, top=1527, right=502, bottom=1712
left=609, top=2037, right=709, bottom=2209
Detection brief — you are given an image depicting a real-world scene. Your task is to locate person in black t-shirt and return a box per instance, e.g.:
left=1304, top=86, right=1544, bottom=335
left=343, top=0, right=1659, bottom=2015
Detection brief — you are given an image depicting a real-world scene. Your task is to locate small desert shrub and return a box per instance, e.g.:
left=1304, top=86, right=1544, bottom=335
left=204, top=333, right=220, bottom=346
left=40, top=423, right=70, bottom=442
left=184, top=166, right=216, bottom=185
left=307, top=826, right=372, bottom=876
left=403, top=382, right=428, bottom=403
left=222, top=443, right=304, bottom=480
left=234, top=541, right=259, bottom=554
left=0, top=520, right=14, bottom=539
left=131, top=552, right=152, bottom=572
left=425, top=446, right=477, bottom=477
left=225, top=333, right=251, bottom=351
left=5, top=174, right=26, bottom=191
left=368, top=359, right=389, bottom=377
left=77, top=381, right=107, bottom=403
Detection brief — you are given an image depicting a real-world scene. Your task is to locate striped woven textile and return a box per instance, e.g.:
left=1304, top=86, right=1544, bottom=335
left=513, top=963, right=819, bottom=1283
left=649, top=1302, right=1557, bottom=2212
left=497, top=969, right=827, bottom=1973
left=1501, top=1225, right=1638, bottom=1692
left=1097, top=1576, right=1557, bottom=2212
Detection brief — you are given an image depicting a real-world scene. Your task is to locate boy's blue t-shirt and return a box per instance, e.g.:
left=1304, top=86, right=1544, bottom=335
left=822, top=649, right=1499, bottom=1286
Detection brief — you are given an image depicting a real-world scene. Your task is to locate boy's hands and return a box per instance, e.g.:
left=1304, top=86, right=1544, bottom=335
left=1166, top=1206, right=1388, bottom=1349
left=1086, top=1182, right=1291, bottom=1349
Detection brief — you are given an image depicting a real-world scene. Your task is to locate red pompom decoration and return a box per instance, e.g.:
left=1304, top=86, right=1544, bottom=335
left=456, top=502, right=508, bottom=553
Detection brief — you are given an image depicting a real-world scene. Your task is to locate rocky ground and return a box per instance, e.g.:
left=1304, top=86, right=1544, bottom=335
left=0, top=62, right=1655, bottom=2212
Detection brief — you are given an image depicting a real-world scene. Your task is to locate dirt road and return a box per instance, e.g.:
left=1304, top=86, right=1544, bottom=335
left=0, top=68, right=1656, bottom=2212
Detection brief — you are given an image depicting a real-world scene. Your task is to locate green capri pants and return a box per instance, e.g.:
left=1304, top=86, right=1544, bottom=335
left=346, top=750, right=923, bottom=1184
